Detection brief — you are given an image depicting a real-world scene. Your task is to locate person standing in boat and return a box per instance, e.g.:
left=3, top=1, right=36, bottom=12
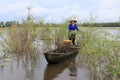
left=68, top=19, right=79, bottom=45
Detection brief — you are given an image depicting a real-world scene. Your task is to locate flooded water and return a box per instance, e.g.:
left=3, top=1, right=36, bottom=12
left=0, top=55, right=91, bottom=80
left=0, top=28, right=119, bottom=80
left=0, top=39, right=91, bottom=80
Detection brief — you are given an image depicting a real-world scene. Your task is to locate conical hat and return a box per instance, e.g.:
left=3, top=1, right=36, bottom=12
left=69, top=19, right=77, bottom=23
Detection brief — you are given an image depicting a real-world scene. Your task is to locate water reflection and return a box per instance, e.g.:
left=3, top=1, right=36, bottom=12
left=44, top=56, right=76, bottom=80
left=44, top=56, right=91, bottom=80
left=69, top=62, right=77, bottom=80
left=0, top=39, right=92, bottom=80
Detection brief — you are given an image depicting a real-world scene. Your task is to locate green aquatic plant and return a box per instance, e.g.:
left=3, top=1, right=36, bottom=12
left=76, top=26, right=120, bottom=80
left=54, top=21, right=68, bottom=48
left=1, top=6, right=38, bottom=57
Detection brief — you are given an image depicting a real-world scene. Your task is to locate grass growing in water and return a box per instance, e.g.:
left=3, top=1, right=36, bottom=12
left=77, top=26, right=120, bottom=80
left=54, top=22, right=68, bottom=48
left=2, top=22, right=38, bottom=61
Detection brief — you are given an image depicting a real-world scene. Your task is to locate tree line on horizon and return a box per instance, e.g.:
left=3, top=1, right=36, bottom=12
left=0, top=21, right=19, bottom=27
left=0, top=20, right=120, bottom=27
left=81, top=22, right=120, bottom=27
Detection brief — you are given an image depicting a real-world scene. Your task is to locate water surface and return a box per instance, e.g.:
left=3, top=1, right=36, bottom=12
left=0, top=28, right=119, bottom=80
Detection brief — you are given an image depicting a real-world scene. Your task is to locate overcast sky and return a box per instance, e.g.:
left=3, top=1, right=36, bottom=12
left=0, top=0, right=120, bottom=23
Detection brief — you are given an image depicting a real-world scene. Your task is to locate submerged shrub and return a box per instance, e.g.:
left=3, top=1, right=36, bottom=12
left=76, top=26, right=120, bottom=79
left=54, top=22, right=68, bottom=48
left=2, top=22, right=37, bottom=58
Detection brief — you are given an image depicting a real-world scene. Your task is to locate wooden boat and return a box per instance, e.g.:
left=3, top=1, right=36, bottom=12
left=44, top=45, right=80, bottom=64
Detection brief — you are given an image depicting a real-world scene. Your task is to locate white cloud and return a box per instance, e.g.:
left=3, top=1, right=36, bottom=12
left=0, top=1, right=32, bottom=21
left=32, top=7, right=47, bottom=16
left=96, top=0, right=120, bottom=22
left=101, top=0, right=120, bottom=9
left=31, top=5, right=91, bottom=23
left=0, top=0, right=120, bottom=22
left=0, top=2, right=29, bottom=15
left=21, top=0, right=120, bottom=23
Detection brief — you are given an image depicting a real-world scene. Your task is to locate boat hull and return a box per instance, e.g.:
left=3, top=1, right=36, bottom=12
left=44, top=46, right=79, bottom=64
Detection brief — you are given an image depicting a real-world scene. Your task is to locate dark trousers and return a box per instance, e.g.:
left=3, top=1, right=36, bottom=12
left=69, top=38, right=75, bottom=45
left=68, top=32, right=76, bottom=45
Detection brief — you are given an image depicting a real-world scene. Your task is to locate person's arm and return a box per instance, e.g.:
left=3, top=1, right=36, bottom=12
left=75, top=24, right=79, bottom=31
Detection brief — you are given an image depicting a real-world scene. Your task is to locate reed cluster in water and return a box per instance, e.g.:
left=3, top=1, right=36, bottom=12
left=77, top=26, right=120, bottom=80
left=1, top=22, right=37, bottom=60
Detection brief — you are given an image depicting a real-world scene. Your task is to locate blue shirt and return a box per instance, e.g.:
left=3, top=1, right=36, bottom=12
left=68, top=24, right=79, bottom=32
